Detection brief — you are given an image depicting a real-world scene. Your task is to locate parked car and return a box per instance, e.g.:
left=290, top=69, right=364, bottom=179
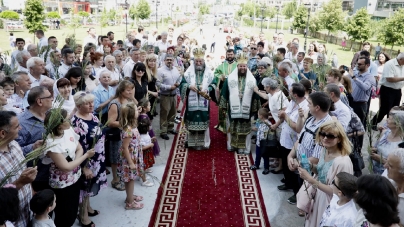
left=223, top=25, right=233, bottom=33
left=6, top=21, right=24, bottom=30
left=108, top=20, right=116, bottom=26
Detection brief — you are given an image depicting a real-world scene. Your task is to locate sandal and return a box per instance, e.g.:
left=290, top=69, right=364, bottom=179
left=111, top=181, right=125, bottom=191
left=124, top=195, right=144, bottom=203
left=298, top=209, right=306, bottom=217
left=125, top=200, right=144, bottom=210
left=77, top=215, right=96, bottom=227
left=88, top=210, right=100, bottom=217
left=142, top=180, right=154, bottom=187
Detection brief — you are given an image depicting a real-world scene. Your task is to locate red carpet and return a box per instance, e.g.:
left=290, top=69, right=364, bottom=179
left=148, top=102, right=271, bottom=227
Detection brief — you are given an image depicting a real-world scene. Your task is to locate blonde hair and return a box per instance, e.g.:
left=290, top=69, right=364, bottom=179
left=73, top=91, right=95, bottom=107
left=315, top=120, right=352, bottom=156
left=145, top=54, right=157, bottom=82
left=119, top=102, right=138, bottom=130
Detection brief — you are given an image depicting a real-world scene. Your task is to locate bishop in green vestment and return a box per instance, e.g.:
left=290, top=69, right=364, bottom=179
left=219, top=53, right=260, bottom=154
left=212, top=49, right=238, bottom=133
left=180, top=48, right=215, bottom=150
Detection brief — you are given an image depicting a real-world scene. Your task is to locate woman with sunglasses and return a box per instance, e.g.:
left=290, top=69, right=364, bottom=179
left=131, top=62, right=148, bottom=104
left=298, top=120, right=353, bottom=227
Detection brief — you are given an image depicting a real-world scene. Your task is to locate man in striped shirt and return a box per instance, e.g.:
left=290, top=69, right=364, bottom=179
left=284, top=92, right=333, bottom=205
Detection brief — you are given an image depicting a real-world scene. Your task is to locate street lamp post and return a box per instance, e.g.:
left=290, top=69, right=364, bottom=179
left=275, top=6, right=279, bottom=33
left=125, top=0, right=128, bottom=35
left=152, top=0, right=160, bottom=29
left=260, top=6, right=265, bottom=33
left=303, top=6, right=311, bottom=52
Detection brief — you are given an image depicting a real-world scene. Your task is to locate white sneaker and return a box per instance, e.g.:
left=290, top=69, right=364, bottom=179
left=142, top=180, right=154, bottom=187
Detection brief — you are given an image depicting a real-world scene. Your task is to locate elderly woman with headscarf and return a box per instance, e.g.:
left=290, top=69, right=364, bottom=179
left=254, top=58, right=273, bottom=108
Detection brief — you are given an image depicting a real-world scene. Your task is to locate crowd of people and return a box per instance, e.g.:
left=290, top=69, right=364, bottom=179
left=0, top=22, right=404, bottom=227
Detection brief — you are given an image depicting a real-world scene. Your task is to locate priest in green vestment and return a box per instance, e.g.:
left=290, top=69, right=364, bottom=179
left=180, top=48, right=215, bottom=150
left=212, top=49, right=238, bottom=133
left=219, top=53, right=260, bottom=155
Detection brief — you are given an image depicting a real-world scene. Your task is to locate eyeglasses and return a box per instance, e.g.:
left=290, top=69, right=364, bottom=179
left=38, top=94, right=53, bottom=100
left=165, top=59, right=173, bottom=61
left=135, top=69, right=144, bottom=72
left=319, top=131, right=338, bottom=139
left=250, top=47, right=257, bottom=50
left=332, top=179, right=345, bottom=196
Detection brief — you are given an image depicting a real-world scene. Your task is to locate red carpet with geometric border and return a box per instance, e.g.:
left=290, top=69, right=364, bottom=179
left=148, top=102, right=271, bottom=227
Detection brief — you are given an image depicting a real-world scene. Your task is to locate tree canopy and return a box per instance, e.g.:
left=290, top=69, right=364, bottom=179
left=345, top=8, right=371, bottom=44
left=237, top=1, right=275, bottom=19
left=135, top=0, right=151, bottom=20
left=377, top=8, right=404, bottom=50
left=292, top=6, right=308, bottom=30
left=0, top=10, right=20, bottom=20
left=282, top=0, right=297, bottom=19
left=23, top=0, right=47, bottom=34
left=199, top=4, right=210, bottom=15
left=47, top=11, right=60, bottom=19
left=318, top=0, right=345, bottom=41
left=309, top=13, right=322, bottom=33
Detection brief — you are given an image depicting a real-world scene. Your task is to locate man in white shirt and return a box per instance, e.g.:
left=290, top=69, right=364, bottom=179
left=96, top=36, right=109, bottom=54
left=26, top=57, right=52, bottom=88
left=16, top=51, right=31, bottom=73
left=83, top=27, right=97, bottom=46
left=278, top=61, right=295, bottom=90
left=135, top=26, right=144, bottom=40
left=11, top=71, right=32, bottom=112
left=285, top=42, right=299, bottom=62
left=11, top=38, right=25, bottom=69
left=167, top=26, right=176, bottom=46
left=325, top=84, right=351, bottom=130
left=45, top=50, right=61, bottom=80
left=275, top=32, right=287, bottom=51
left=372, top=53, right=404, bottom=126
left=101, top=55, right=121, bottom=88
left=44, top=36, right=60, bottom=65
left=148, top=28, right=158, bottom=46
left=258, top=33, right=269, bottom=54
left=26, top=44, right=38, bottom=57
left=155, top=32, right=169, bottom=54
left=107, top=31, right=115, bottom=45
left=122, top=48, right=140, bottom=78
left=35, top=30, right=47, bottom=51
left=124, top=32, right=135, bottom=48
left=58, top=48, right=75, bottom=78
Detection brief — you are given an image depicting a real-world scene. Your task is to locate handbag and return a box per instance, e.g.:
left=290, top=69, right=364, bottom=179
left=296, top=176, right=318, bottom=215
left=350, top=133, right=365, bottom=171
left=260, top=129, right=282, bottom=158
left=105, top=127, right=121, bottom=141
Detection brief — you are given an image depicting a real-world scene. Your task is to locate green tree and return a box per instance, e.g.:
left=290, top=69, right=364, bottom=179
left=377, top=8, right=404, bottom=50
left=292, top=6, right=308, bottom=30
left=319, top=0, right=345, bottom=42
left=309, top=13, right=323, bottom=33
left=262, top=6, right=276, bottom=19
left=199, top=4, right=210, bottom=15
left=78, top=11, right=90, bottom=25
left=135, top=0, right=151, bottom=19
left=345, top=7, right=371, bottom=50
left=0, top=10, right=19, bottom=20
left=100, top=8, right=109, bottom=34
left=47, top=11, right=60, bottom=19
left=68, top=12, right=81, bottom=33
left=23, top=0, right=47, bottom=35
left=282, top=0, right=297, bottom=19
left=108, top=9, right=117, bottom=22
left=128, top=4, right=136, bottom=20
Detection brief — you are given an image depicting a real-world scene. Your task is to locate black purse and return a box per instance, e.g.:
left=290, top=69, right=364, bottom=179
left=349, top=132, right=365, bottom=171
left=105, top=127, right=121, bottom=141
left=260, top=129, right=282, bottom=158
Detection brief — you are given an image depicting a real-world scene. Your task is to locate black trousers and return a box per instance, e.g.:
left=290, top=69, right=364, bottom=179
left=352, top=101, right=368, bottom=148
left=372, top=85, right=402, bottom=125
left=53, top=180, right=81, bottom=227
left=281, top=146, right=301, bottom=195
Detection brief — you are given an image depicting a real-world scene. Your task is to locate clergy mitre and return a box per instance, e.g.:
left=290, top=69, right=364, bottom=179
left=193, top=48, right=205, bottom=59
left=237, top=52, right=248, bottom=65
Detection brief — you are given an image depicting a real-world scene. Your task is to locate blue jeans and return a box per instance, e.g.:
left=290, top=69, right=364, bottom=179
left=254, top=145, right=269, bottom=169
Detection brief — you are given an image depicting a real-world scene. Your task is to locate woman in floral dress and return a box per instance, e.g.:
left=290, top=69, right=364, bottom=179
left=71, top=91, right=107, bottom=227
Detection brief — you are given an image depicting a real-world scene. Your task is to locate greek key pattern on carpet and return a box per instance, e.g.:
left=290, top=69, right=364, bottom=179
left=154, top=128, right=188, bottom=227
left=235, top=154, right=268, bottom=227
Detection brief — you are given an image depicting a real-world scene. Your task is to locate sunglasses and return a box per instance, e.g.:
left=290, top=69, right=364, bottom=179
left=332, top=179, right=345, bottom=196
left=250, top=47, right=257, bottom=50
left=38, top=94, right=53, bottom=100
left=319, top=131, right=338, bottom=139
